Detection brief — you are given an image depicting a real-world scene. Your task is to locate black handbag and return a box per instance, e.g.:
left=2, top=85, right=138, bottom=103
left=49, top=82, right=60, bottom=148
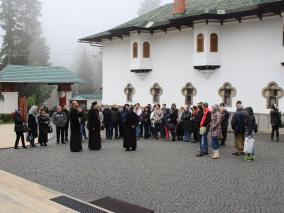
left=23, top=124, right=28, bottom=133
left=47, top=125, right=53, bottom=133
left=26, top=132, right=33, bottom=142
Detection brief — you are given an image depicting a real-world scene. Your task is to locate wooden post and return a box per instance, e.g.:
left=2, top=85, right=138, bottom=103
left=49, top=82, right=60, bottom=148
left=58, top=84, right=72, bottom=107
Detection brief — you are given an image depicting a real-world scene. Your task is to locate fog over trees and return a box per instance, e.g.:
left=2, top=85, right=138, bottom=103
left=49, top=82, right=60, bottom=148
left=0, top=0, right=52, bottom=106
left=0, top=0, right=171, bottom=107
left=138, top=0, right=162, bottom=16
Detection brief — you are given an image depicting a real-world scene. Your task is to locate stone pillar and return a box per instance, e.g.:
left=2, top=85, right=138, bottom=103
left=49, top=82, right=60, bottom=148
left=1, top=84, right=18, bottom=113
left=58, top=84, right=72, bottom=109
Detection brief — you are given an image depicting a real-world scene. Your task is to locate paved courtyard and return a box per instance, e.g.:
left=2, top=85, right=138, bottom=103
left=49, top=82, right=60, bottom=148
left=0, top=133, right=284, bottom=213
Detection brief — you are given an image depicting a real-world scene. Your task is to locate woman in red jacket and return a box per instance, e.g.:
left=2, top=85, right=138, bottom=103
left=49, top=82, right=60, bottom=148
left=196, top=102, right=211, bottom=157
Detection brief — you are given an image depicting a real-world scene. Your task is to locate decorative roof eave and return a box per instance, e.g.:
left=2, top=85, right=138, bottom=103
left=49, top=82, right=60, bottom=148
left=79, top=1, right=284, bottom=44
left=194, top=65, right=220, bottom=70
left=170, top=1, right=284, bottom=25
left=131, top=69, right=152, bottom=73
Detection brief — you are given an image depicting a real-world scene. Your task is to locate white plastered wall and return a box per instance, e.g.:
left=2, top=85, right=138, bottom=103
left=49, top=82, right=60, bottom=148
left=102, top=16, right=284, bottom=113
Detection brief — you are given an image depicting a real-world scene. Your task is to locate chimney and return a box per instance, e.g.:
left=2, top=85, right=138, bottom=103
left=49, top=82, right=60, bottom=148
left=174, top=0, right=186, bottom=15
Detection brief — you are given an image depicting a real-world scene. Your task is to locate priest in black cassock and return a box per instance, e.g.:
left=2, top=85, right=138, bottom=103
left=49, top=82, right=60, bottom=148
left=123, top=105, right=139, bottom=151
left=69, top=101, right=83, bottom=152
left=87, top=102, right=101, bottom=150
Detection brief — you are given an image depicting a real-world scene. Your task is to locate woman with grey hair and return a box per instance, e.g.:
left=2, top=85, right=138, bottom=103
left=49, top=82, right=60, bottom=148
left=28, top=105, right=38, bottom=147
left=210, top=104, right=222, bottom=159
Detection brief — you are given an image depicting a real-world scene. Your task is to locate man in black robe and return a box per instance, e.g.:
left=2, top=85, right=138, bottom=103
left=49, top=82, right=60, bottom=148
left=70, top=101, right=83, bottom=152
left=123, top=105, right=139, bottom=151
left=87, top=102, right=101, bottom=150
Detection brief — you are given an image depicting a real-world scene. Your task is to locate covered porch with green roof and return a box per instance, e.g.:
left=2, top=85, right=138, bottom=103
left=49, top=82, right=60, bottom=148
left=0, top=64, right=84, bottom=115
left=69, top=92, right=102, bottom=110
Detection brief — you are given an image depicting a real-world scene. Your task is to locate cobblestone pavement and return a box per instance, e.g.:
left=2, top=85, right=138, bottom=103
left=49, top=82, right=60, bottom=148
left=0, top=133, right=284, bottom=213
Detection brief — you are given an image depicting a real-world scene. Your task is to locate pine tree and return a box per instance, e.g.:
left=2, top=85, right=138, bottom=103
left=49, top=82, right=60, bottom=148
left=0, top=0, right=29, bottom=64
left=77, top=50, right=95, bottom=94
left=0, top=0, right=52, bottom=105
left=28, top=35, right=50, bottom=66
left=138, top=0, right=161, bottom=16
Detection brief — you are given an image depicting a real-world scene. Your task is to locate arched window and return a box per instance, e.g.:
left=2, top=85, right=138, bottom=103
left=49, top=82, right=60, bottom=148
left=133, top=42, right=138, bottom=58
left=124, top=83, right=135, bottom=103
left=150, top=83, right=163, bottom=104
left=218, top=82, right=237, bottom=107
left=210, top=33, right=218, bottom=52
left=262, top=82, right=284, bottom=108
left=197, top=33, right=204, bottom=52
left=181, top=83, right=197, bottom=105
left=143, top=42, right=150, bottom=58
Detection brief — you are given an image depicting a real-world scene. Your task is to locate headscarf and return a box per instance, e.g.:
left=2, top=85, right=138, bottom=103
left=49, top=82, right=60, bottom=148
left=211, top=104, right=219, bottom=113
left=29, top=105, right=38, bottom=115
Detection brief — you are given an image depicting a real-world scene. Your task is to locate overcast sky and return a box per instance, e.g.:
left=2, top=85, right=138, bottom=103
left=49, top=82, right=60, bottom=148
left=39, top=0, right=172, bottom=70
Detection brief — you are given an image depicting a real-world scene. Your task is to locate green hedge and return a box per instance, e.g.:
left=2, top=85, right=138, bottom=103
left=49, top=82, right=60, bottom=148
left=0, top=113, right=13, bottom=123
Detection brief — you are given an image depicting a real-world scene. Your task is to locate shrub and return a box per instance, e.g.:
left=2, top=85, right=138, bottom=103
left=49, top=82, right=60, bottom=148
left=0, top=113, right=13, bottom=123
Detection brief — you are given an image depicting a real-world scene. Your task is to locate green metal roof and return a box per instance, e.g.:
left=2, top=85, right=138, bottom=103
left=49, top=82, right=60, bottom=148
left=80, top=0, right=283, bottom=42
left=69, top=95, right=87, bottom=101
left=0, top=65, right=84, bottom=84
left=70, top=92, right=102, bottom=101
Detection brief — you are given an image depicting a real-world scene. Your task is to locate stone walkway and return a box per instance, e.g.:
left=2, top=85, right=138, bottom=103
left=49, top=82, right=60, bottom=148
left=0, top=124, right=54, bottom=149
left=0, top=124, right=16, bottom=149
left=0, top=134, right=284, bottom=213
left=0, top=170, right=112, bottom=213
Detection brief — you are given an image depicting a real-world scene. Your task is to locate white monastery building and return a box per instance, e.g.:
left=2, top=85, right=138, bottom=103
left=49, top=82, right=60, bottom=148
left=80, top=0, right=284, bottom=113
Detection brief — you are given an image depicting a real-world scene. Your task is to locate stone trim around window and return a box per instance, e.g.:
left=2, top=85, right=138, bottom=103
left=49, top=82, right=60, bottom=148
left=218, top=82, right=237, bottom=107
left=150, top=83, right=163, bottom=104
left=262, top=81, right=284, bottom=109
left=181, top=82, right=197, bottom=105
left=124, top=83, right=135, bottom=103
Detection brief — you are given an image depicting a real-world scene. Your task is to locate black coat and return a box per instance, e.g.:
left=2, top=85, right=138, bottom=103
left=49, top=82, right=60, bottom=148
left=221, top=110, right=230, bottom=130
left=80, top=111, right=87, bottom=124
left=63, top=109, right=70, bottom=128
left=13, top=112, right=25, bottom=133
left=142, top=110, right=151, bottom=124
left=169, top=109, right=178, bottom=125
left=246, top=107, right=256, bottom=136
left=87, top=108, right=101, bottom=150
left=103, top=108, right=112, bottom=125
left=270, top=109, right=281, bottom=126
left=181, top=111, right=191, bottom=130
left=193, top=111, right=203, bottom=128
left=111, top=107, right=120, bottom=124
left=231, top=109, right=248, bottom=135
left=69, top=108, right=82, bottom=152
left=28, top=114, right=38, bottom=138
left=38, top=113, right=50, bottom=144
left=123, top=110, right=139, bottom=150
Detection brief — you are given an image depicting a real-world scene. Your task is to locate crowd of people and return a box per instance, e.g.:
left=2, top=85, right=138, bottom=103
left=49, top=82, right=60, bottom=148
left=13, top=99, right=283, bottom=161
